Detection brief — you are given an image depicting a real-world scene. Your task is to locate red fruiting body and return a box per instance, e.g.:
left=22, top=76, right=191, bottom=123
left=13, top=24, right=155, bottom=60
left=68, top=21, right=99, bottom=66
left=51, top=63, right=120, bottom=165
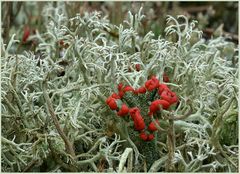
left=137, top=86, right=146, bottom=94
left=129, top=107, right=140, bottom=119
left=139, top=132, right=148, bottom=141
left=117, top=104, right=129, bottom=116
left=133, top=113, right=145, bottom=131
left=145, top=76, right=159, bottom=91
left=59, top=40, right=69, bottom=48
left=22, top=26, right=31, bottom=43
left=133, top=90, right=138, bottom=95
left=140, top=132, right=155, bottom=141
left=163, top=72, right=170, bottom=82
left=111, top=93, right=120, bottom=99
left=160, top=90, right=178, bottom=105
left=117, top=83, right=124, bottom=98
left=135, top=64, right=141, bottom=71
left=106, top=97, right=118, bottom=110
left=158, top=84, right=170, bottom=95
left=107, top=78, right=178, bottom=141
left=59, top=40, right=64, bottom=46
left=118, top=91, right=124, bottom=98
left=148, top=120, right=160, bottom=132
left=134, top=86, right=146, bottom=94
left=149, top=99, right=170, bottom=115
left=148, top=134, right=155, bottom=141
left=123, top=86, right=134, bottom=93
left=129, top=107, right=145, bottom=131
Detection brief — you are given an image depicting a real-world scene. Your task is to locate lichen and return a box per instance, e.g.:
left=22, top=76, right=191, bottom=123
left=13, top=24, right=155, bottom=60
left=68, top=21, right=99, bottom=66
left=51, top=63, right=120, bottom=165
left=1, top=4, right=238, bottom=172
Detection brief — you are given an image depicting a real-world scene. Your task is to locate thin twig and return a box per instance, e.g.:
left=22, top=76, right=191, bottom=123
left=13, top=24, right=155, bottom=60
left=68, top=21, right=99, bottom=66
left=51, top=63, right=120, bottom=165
left=165, top=113, right=176, bottom=172
left=42, top=73, right=76, bottom=158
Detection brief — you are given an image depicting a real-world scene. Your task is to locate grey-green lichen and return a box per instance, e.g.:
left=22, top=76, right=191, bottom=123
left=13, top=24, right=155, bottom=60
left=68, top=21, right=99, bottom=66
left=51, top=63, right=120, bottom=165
left=1, top=3, right=238, bottom=172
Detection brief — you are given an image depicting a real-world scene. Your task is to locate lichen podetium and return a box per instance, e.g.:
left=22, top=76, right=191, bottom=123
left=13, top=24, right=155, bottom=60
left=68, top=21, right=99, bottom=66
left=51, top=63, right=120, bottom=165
left=106, top=75, right=179, bottom=170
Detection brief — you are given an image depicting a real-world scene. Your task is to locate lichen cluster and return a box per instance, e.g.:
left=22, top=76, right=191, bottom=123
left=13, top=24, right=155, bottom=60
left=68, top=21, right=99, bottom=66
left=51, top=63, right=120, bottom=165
left=1, top=3, right=238, bottom=172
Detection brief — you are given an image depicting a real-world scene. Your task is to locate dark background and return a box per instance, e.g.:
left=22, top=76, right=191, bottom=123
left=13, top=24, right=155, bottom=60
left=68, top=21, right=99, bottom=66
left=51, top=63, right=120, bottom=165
left=1, top=1, right=238, bottom=44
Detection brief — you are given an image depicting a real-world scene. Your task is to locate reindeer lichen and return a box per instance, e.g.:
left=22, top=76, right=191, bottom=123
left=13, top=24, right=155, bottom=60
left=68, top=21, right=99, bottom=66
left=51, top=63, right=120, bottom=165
left=1, top=3, right=238, bottom=172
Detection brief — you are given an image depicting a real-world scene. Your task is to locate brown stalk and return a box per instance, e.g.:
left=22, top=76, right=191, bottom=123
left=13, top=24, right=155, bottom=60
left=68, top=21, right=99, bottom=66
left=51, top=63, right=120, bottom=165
left=165, top=113, right=176, bottom=172
left=42, top=74, right=76, bottom=159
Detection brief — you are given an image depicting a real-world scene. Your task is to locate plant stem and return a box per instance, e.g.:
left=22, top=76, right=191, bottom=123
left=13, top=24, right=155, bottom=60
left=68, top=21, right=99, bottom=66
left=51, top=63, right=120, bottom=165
left=165, top=113, right=176, bottom=172
left=210, top=97, right=237, bottom=169
left=42, top=74, right=76, bottom=159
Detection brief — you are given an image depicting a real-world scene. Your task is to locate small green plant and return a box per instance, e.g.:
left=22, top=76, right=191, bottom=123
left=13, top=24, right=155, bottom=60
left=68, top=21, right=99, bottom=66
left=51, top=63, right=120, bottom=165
left=1, top=3, right=238, bottom=172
